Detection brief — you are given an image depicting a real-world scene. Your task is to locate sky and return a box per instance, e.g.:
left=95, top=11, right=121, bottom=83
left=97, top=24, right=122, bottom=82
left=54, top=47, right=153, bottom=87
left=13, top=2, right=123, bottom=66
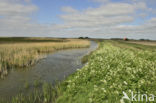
left=0, top=0, right=156, bottom=39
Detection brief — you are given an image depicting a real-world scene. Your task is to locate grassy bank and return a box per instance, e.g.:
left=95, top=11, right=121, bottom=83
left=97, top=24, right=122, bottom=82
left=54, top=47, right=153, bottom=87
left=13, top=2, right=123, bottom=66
left=1, top=40, right=156, bottom=103
left=0, top=38, right=90, bottom=78
left=81, top=41, right=100, bottom=64
left=55, top=41, right=156, bottom=103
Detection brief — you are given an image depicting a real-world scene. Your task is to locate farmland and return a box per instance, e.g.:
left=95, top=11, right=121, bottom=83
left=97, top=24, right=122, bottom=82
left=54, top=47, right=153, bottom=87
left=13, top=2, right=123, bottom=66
left=0, top=38, right=90, bottom=79
left=1, top=40, right=155, bottom=103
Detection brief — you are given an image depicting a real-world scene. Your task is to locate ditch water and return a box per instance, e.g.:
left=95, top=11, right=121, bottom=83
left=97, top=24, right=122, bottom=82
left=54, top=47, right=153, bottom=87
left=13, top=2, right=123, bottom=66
left=0, top=41, right=98, bottom=98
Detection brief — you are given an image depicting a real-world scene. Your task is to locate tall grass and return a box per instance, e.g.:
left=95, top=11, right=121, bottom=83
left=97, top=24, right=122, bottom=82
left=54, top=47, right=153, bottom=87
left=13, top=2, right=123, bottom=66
left=0, top=39, right=90, bottom=78
left=0, top=82, right=61, bottom=103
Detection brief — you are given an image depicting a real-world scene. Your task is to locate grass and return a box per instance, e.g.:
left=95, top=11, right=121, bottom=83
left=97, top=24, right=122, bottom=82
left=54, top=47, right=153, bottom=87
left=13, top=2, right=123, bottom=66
left=55, top=41, right=156, bottom=103
left=81, top=41, right=100, bottom=64
left=115, top=40, right=156, bottom=51
left=0, top=37, right=68, bottom=43
left=0, top=40, right=156, bottom=103
left=0, top=82, right=61, bottom=103
left=0, top=38, right=90, bottom=78
left=127, top=40, right=156, bottom=46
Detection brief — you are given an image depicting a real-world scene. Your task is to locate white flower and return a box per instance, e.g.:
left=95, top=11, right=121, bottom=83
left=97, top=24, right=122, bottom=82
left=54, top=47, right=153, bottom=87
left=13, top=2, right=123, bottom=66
left=89, top=98, right=92, bottom=103
left=120, top=99, right=125, bottom=103
left=101, top=88, right=106, bottom=93
left=123, top=81, right=128, bottom=85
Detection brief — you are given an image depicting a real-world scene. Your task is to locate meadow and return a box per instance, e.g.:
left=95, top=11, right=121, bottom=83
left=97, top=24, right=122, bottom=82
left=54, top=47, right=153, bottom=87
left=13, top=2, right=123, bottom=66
left=55, top=41, right=156, bottom=103
left=0, top=37, right=90, bottom=78
left=0, top=40, right=156, bottom=103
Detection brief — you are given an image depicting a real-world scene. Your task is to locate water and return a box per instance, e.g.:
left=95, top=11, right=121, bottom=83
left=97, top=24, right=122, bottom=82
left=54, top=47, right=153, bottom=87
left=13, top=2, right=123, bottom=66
left=0, top=41, right=98, bottom=98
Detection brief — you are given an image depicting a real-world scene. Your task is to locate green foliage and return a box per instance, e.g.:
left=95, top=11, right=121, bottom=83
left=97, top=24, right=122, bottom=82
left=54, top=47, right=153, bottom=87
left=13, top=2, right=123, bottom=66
left=43, top=82, right=52, bottom=103
left=24, top=81, right=29, bottom=89
left=0, top=83, right=59, bottom=103
left=56, top=42, right=156, bottom=103
left=33, top=80, right=42, bottom=88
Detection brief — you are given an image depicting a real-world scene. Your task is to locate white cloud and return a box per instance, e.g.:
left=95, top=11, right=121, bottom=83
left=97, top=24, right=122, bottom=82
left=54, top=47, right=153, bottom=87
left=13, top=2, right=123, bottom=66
left=0, top=1, right=37, bottom=16
left=58, top=3, right=137, bottom=29
left=61, top=6, right=78, bottom=13
left=91, top=0, right=109, bottom=3
left=86, top=3, right=135, bottom=16
left=55, top=2, right=156, bottom=39
left=134, top=2, right=147, bottom=10
left=24, top=0, right=31, bottom=3
left=0, top=0, right=44, bottom=36
left=0, top=0, right=156, bottom=39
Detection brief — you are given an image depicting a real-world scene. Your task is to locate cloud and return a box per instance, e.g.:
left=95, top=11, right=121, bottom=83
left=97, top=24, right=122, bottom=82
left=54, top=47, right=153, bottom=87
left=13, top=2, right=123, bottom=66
left=24, top=0, right=31, bottom=3
left=86, top=3, right=135, bottom=16
left=61, top=6, right=78, bottom=13
left=112, top=17, right=156, bottom=38
left=0, top=0, right=156, bottom=39
left=91, top=0, right=109, bottom=3
left=134, top=2, right=147, bottom=10
left=0, top=0, right=44, bottom=36
left=55, top=2, right=156, bottom=39
left=58, top=3, right=138, bottom=29
left=0, top=1, right=37, bottom=16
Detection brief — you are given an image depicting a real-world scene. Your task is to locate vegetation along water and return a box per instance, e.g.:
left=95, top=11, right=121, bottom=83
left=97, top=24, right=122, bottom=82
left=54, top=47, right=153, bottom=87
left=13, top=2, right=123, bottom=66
left=0, top=38, right=90, bottom=79
left=0, top=39, right=156, bottom=103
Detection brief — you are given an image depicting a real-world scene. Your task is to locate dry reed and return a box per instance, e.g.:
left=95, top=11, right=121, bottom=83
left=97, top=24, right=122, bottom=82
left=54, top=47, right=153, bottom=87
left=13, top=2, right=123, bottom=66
left=0, top=39, right=90, bottom=78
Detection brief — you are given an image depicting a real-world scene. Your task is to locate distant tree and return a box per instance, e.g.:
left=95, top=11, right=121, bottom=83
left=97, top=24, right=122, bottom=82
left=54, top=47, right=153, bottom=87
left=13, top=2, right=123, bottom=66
left=140, top=39, right=145, bottom=41
left=78, top=37, right=84, bottom=39
left=78, top=37, right=90, bottom=39
left=123, top=38, right=128, bottom=41
left=140, top=39, right=150, bottom=41
left=110, top=38, right=122, bottom=40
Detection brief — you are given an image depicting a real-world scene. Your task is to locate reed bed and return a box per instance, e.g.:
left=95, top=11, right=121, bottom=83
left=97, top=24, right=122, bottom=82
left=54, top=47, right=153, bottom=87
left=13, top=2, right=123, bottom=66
left=0, top=39, right=90, bottom=78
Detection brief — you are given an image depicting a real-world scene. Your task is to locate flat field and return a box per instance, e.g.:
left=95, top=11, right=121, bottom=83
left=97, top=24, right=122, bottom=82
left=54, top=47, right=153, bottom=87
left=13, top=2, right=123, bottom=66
left=128, top=40, right=156, bottom=46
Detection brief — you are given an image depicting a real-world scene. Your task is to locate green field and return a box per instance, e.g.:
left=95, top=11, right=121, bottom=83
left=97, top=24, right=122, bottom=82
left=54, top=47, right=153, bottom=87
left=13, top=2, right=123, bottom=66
left=1, top=40, right=156, bottom=103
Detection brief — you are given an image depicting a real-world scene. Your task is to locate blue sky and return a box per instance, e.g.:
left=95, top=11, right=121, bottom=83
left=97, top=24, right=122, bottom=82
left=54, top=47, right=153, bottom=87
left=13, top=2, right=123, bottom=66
left=0, top=0, right=156, bottom=39
left=32, top=0, right=99, bottom=24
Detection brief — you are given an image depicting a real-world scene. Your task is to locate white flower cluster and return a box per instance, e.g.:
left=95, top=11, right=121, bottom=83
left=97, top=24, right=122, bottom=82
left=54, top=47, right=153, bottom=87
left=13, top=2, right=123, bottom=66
left=59, top=42, right=156, bottom=103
